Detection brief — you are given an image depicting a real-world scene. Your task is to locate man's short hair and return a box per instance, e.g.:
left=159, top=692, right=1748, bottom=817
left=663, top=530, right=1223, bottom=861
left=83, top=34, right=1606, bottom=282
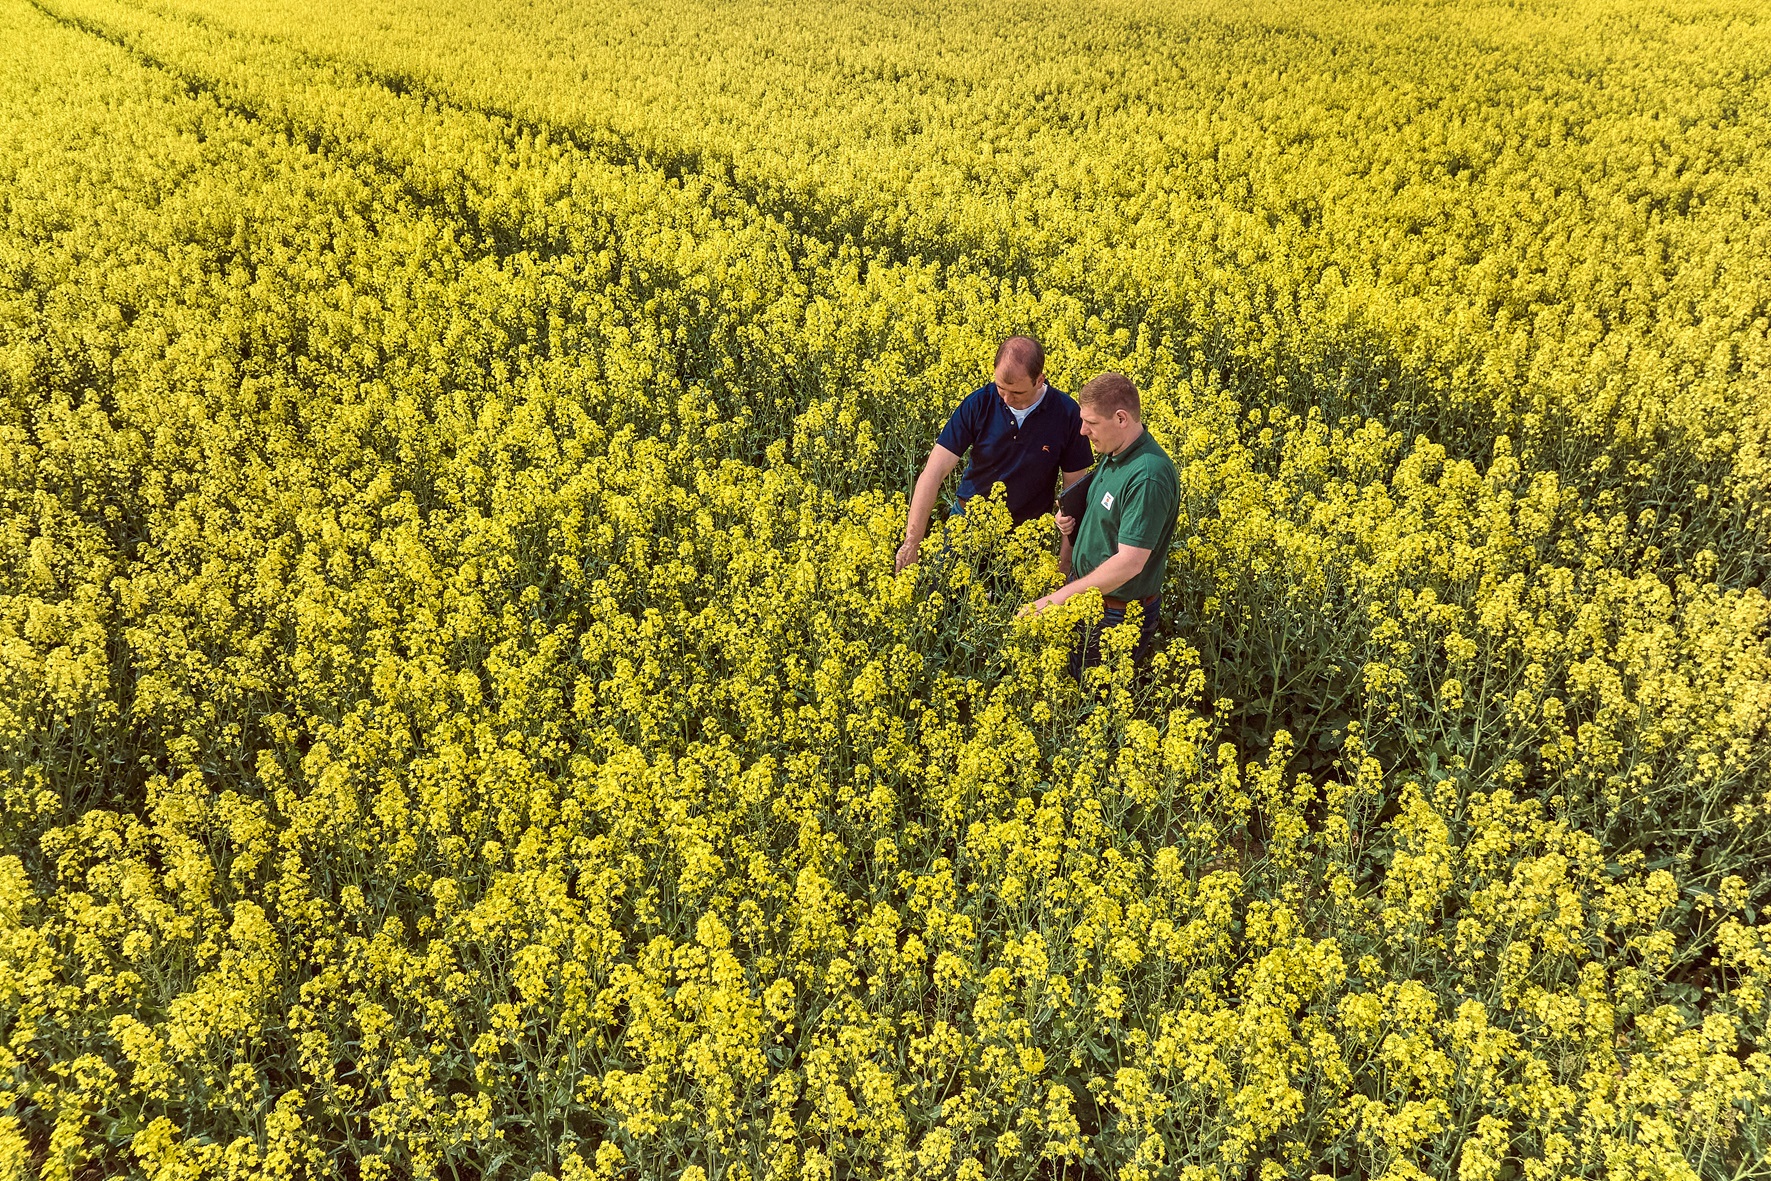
left=994, top=336, right=1045, bottom=382
left=1079, top=372, right=1140, bottom=419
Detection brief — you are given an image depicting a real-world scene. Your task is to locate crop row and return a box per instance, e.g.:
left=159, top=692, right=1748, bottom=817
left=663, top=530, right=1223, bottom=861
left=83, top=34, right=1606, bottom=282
left=98, top=0, right=1771, bottom=561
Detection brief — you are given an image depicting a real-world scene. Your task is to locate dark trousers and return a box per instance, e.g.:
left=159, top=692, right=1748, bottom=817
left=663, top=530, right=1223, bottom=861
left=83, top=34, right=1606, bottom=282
left=1070, top=594, right=1161, bottom=679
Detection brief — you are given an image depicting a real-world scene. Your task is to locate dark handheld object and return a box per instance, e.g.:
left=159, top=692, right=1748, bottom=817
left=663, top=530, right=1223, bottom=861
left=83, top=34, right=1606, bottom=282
left=1058, top=470, right=1095, bottom=522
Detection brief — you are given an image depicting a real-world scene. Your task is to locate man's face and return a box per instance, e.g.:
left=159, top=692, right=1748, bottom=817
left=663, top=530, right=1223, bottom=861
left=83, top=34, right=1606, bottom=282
left=994, top=364, right=1045, bottom=411
left=1080, top=403, right=1135, bottom=454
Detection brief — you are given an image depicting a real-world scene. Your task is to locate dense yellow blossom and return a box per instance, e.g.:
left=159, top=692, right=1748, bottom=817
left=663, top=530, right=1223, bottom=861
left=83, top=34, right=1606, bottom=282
left=1, top=0, right=1767, bottom=1177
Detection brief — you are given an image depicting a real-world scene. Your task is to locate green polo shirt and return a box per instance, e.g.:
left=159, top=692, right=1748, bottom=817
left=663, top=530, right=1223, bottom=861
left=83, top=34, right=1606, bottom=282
left=1071, top=427, right=1179, bottom=601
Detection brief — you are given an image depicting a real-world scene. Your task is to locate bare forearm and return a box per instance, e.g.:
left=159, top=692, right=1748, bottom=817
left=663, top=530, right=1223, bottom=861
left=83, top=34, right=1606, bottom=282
left=1053, top=548, right=1146, bottom=602
left=896, top=446, right=963, bottom=572
left=905, top=467, right=945, bottom=541
left=905, top=447, right=960, bottom=541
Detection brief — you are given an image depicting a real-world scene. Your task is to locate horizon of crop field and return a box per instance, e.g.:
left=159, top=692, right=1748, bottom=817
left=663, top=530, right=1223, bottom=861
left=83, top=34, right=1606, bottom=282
left=2, top=0, right=1769, bottom=1177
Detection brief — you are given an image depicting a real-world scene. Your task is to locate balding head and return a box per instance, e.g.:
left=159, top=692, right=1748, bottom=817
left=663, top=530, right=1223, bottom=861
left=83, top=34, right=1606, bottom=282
left=993, top=336, right=1045, bottom=384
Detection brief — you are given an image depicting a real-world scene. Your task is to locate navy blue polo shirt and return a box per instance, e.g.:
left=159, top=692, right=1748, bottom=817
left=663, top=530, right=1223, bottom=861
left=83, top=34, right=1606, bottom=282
left=937, top=383, right=1093, bottom=524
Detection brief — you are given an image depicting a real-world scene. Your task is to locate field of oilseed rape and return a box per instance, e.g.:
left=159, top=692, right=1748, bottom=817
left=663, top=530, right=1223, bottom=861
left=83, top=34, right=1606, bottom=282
left=4, top=0, right=1771, bottom=1177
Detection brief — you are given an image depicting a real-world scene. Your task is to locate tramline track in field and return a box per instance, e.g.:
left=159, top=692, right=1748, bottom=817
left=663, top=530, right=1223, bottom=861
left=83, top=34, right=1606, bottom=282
left=47, top=0, right=1771, bottom=538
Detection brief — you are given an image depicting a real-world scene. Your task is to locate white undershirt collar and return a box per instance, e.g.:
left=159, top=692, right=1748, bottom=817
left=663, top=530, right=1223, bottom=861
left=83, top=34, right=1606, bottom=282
left=1006, top=382, right=1047, bottom=428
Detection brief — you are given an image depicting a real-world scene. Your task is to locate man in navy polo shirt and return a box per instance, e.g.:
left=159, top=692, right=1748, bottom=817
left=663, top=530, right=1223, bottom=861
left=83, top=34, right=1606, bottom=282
left=895, top=336, right=1092, bottom=571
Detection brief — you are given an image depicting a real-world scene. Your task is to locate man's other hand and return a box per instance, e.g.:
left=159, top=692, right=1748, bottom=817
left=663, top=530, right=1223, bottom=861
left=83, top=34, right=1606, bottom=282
left=1018, top=589, right=1066, bottom=618
left=1055, top=511, right=1078, bottom=539
left=895, top=535, right=923, bottom=572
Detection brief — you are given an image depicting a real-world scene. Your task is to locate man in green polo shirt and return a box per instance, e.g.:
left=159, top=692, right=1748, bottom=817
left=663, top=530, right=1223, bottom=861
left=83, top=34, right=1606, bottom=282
left=1021, top=372, right=1179, bottom=673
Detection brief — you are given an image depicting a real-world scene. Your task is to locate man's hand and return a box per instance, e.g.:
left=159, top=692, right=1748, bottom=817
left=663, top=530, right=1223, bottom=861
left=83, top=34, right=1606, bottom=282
left=895, top=534, right=924, bottom=572
left=1055, top=511, right=1077, bottom=540
left=1018, top=587, right=1069, bottom=618
left=1018, top=544, right=1151, bottom=618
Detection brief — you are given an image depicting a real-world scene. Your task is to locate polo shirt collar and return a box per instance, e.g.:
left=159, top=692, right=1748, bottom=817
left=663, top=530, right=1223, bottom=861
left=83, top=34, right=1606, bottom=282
left=1104, top=426, right=1152, bottom=465
left=998, top=383, right=1049, bottom=424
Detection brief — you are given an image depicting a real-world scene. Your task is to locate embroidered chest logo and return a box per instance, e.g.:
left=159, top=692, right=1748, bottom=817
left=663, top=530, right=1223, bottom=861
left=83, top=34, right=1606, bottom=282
left=1101, top=491, right=1115, bottom=510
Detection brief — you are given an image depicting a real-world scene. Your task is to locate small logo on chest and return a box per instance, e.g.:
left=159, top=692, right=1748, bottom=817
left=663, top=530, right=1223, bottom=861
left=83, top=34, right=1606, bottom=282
left=1101, top=491, right=1115, bottom=510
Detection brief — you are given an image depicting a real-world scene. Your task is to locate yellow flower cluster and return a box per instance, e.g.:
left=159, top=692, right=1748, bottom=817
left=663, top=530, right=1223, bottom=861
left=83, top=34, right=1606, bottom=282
left=1, top=0, right=1767, bottom=1178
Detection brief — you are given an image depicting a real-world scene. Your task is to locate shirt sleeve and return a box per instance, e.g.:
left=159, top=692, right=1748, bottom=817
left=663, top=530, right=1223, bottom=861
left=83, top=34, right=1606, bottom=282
left=1059, top=411, right=1093, bottom=471
left=935, top=391, right=980, bottom=455
left=1115, top=471, right=1179, bottom=550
